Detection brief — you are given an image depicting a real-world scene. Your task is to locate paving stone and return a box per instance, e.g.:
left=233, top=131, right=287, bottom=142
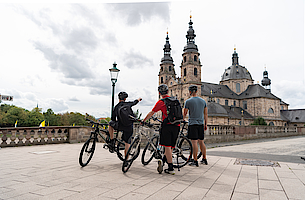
left=231, top=191, right=259, bottom=200
left=175, top=185, right=208, bottom=200
left=259, top=188, right=288, bottom=200
left=145, top=188, right=181, bottom=200
left=235, top=178, right=258, bottom=195
left=258, top=166, right=278, bottom=181
left=259, top=179, right=283, bottom=191
left=279, top=177, right=305, bottom=199
left=203, top=183, right=234, bottom=200
left=118, top=192, right=150, bottom=200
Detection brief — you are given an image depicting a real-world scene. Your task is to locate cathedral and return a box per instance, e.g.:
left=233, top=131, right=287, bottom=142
left=158, top=16, right=305, bottom=127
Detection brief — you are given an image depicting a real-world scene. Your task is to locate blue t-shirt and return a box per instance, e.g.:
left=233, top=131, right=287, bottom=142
left=184, top=96, right=207, bottom=125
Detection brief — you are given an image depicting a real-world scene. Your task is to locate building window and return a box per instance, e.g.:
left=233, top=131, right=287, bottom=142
left=243, top=101, right=247, bottom=109
left=281, top=106, right=283, bottom=110
left=194, top=55, right=197, bottom=62
left=166, top=76, right=167, bottom=80
left=169, top=66, right=172, bottom=71
left=268, top=108, right=274, bottom=113
left=217, top=99, right=220, bottom=104
left=161, top=77, right=163, bottom=83
left=225, top=100, right=228, bottom=106
left=269, top=122, right=274, bottom=126
left=170, top=82, right=172, bottom=85
left=184, top=68, right=186, bottom=76
left=236, top=83, right=240, bottom=93
left=161, top=66, right=163, bottom=72
left=234, top=101, right=236, bottom=106
left=184, top=56, right=186, bottom=62
left=194, top=68, right=197, bottom=76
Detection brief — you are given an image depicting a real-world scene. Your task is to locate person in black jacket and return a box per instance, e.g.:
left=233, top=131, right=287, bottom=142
left=108, top=91, right=142, bottom=156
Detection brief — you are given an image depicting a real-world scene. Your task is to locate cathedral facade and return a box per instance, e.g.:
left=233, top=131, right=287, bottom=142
left=158, top=16, right=304, bottom=127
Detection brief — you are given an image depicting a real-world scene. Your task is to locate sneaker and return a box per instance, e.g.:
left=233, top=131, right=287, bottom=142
left=200, top=158, right=208, bottom=165
left=189, top=160, right=199, bottom=167
left=164, top=168, right=175, bottom=175
left=157, top=160, right=163, bottom=174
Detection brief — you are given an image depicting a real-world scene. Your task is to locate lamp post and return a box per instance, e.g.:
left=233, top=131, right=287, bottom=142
left=109, top=62, right=120, bottom=119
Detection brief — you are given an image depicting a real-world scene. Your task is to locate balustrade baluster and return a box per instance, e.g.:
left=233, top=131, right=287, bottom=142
left=10, top=130, right=17, bottom=146
left=40, top=129, right=46, bottom=144
left=25, top=130, right=31, bottom=145
left=33, top=130, right=39, bottom=144
left=54, top=129, right=59, bottom=143
left=47, top=129, right=53, bottom=143
left=1, top=131, right=8, bottom=147
left=17, top=130, right=25, bottom=146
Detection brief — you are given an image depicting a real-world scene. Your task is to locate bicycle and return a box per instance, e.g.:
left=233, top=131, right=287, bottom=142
left=122, top=117, right=193, bottom=173
left=141, top=117, right=194, bottom=168
left=79, top=118, right=125, bottom=167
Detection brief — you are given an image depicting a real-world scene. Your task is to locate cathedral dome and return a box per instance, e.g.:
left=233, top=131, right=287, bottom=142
left=207, top=102, right=228, bottom=117
left=221, top=49, right=253, bottom=82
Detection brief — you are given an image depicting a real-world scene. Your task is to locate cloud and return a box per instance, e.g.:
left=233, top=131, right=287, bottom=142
left=43, top=98, right=69, bottom=113
left=68, top=96, right=80, bottom=101
left=106, top=2, right=170, bottom=26
left=123, top=49, right=154, bottom=69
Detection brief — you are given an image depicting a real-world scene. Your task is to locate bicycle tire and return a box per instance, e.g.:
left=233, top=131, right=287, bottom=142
left=116, top=139, right=125, bottom=161
left=122, top=137, right=140, bottom=173
left=79, top=138, right=96, bottom=167
left=141, top=135, right=160, bottom=165
left=173, top=136, right=193, bottom=168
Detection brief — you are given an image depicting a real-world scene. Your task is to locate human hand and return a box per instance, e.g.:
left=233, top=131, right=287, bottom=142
left=204, top=124, right=208, bottom=131
left=138, top=98, right=142, bottom=101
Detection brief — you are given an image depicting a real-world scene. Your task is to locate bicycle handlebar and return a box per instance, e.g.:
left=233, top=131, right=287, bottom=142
left=85, top=118, right=108, bottom=127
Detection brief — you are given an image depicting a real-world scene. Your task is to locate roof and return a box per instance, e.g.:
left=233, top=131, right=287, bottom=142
left=238, top=84, right=281, bottom=100
left=280, top=109, right=305, bottom=123
left=207, top=101, right=254, bottom=119
left=201, top=82, right=239, bottom=99
left=221, top=64, right=253, bottom=82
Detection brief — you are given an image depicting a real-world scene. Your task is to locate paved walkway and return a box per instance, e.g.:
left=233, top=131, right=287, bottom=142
left=1, top=137, right=305, bottom=200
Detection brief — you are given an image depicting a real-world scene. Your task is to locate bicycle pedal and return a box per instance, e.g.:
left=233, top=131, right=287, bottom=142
left=103, top=144, right=109, bottom=150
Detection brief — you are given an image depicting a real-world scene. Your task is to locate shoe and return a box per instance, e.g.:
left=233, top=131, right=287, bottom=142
left=157, top=160, right=163, bottom=174
left=200, top=158, right=208, bottom=165
left=164, top=168, right=175, bottom=175
left=188, top=160, right=199, bottom=167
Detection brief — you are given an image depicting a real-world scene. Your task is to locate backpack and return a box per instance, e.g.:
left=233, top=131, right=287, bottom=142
left=162, top=97, right=183, bottom=124
left=118, top=104, right=136, bottom=126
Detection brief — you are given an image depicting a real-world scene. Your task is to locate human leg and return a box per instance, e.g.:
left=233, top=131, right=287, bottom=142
left=198, top=139, right=208, bottom=165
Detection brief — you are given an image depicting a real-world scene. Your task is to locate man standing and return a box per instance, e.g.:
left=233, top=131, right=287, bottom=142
left=143, top=84, right=180, bottom=175
left=108, top=91, right=142, bottom=156
left=183, top=85, right=208, bottom=166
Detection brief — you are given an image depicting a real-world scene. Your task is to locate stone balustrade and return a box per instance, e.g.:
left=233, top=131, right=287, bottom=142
left=1, top=124, right=304, bottom=148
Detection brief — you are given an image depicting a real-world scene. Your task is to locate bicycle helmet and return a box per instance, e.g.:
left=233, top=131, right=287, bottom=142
left=158, top=84, right=168, bottom=95
left=188, top=85, right=197, bottom=93
left=118, top=91, right=128, bottom=100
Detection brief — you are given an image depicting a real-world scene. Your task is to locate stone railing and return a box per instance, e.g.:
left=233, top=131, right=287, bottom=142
left=1, top=124, right=304, bottom=147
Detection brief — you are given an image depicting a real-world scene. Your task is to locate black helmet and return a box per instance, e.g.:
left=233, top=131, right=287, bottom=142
left=189, top=85, right=197, bottom=92
left=118, top=91, right=128, bottom=100
left=158, top=84, right=168, bottom=95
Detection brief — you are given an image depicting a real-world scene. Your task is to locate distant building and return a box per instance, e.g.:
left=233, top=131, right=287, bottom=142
left=157, top=15, right=305, bottom=127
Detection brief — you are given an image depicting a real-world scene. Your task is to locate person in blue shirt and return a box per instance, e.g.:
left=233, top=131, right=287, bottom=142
left=183, top=85, right=208, bottom=166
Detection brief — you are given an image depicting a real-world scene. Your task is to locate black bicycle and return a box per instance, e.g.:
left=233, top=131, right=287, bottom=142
left=141, top=118, right=194, bottom=168
left=122, top=117, right=193, bottom=173
left=79, top=118, right=125, bottom=167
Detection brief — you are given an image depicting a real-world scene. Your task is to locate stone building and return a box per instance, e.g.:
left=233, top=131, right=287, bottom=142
left=158, top=16, right=305, bottom=127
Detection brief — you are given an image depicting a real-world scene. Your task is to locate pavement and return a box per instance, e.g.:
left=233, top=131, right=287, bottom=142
left=1, top=136, right=305, bottom=200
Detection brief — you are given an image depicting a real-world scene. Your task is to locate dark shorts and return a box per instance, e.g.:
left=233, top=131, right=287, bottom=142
left=160, top=124, right=180, bottom=148
left=109, top=120, right=133, bottom=144
left=188, top=124, right=204, bottom=140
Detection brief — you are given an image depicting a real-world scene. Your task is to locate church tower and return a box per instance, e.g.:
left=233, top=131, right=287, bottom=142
left=159, top=32, right=176, bottom=85
left=180, top=15, right=202, bottom=85
left=261, top=67, right=271, bottom=91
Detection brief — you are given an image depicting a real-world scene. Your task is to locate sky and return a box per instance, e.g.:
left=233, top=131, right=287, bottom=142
left=0, top=0, right=304, bottom=118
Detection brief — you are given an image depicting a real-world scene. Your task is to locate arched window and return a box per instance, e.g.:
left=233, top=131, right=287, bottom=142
left=225, top=100, right=228, bottom=106
left=169, top=66, right=172, bottom=71
left=184, top=56, right=186, bottom=62
left=268, top=108, right=274, bottom=113
left=184, top=68, right=186, bottom=76
left=233, top=101, right=236, bottom=106
left=281, top=106, right=283, bottom=110
left=194, top=68, right=197, bottom=76
left=236, top=83, right=240, bottom=93
left=166, top=76, right=167, bottom=80
left=161, top=77, right=163, bottom=83
left=269, top=122, right=274, bottom=126
left=243, top=101, right=247, bottom=109
left=161, top=66, right=163, bottom=72
left=194, top=55, right=197, bottom=62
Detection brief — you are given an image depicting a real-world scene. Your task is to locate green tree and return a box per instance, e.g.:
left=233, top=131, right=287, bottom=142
left=68, top=112, right=86, bottom=126
left=27, top=107, right=44, bottom=127
left=5, top=106, right=28, bottom=127
left=43, top=108, right=60, bottom=126
left=251, top=117, right=267, bottom=125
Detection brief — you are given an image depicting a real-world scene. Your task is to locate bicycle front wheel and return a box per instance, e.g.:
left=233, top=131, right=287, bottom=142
left=79, top=138, right=96, bottom=167
left=173, top=136, right=193, bottom=168
left=122, top=137, right=140, bottom=173
left=116, top=139, right=125, bottom=161
left=141, top=135, right=160, bottom=165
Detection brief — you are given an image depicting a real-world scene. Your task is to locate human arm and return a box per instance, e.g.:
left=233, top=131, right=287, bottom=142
left=204, top=106, right=208, bottom=130
left=129, top=98, right=142, bottom=107
left=183, top=108, right=189, bottom=121
left=143, top=110, right=155, bottom=123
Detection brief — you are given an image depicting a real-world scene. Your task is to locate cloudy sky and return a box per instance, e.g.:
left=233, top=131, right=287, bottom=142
left=0, top=0, right=304, bottom=118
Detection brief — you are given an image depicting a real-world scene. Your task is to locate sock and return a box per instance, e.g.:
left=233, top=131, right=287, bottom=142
left=168, top=163, right=173, bottom=170
left=162, top=155, right=167, bottom=164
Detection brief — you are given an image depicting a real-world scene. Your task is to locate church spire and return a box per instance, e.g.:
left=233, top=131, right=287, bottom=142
left=261, top=66, right=271, bottom=91
left=161, top=31, right=173, bottom=64
left=232, top=47, right=239, bottom=65
left=183, top=15, right=198, bottom=53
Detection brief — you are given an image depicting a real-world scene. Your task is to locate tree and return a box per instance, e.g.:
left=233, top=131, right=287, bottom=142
left=251, top=117, right=267, bottom=125
left=27, top=107, right=44, bottom=127
left=43, top=108, right=60, bottom=126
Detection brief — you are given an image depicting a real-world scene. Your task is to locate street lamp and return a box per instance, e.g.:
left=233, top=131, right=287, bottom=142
left=109, top=62, right=120, bottom=118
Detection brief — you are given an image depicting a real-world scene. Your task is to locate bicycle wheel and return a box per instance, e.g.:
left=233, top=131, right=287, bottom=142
left=141, top=135, right=160, bottom=165
left=122, top=137, right=140, bottom=173
left=173, top=136, right=193, bottom=168
left=116, top=139, right=125, bottom=161
left=79, top=138, right=96, bottom=167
